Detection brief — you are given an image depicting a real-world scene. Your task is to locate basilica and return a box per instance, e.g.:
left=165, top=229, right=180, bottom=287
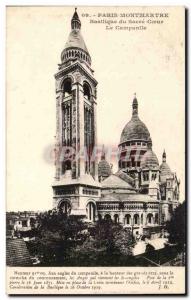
left=52, top=9, right=180, bottom=237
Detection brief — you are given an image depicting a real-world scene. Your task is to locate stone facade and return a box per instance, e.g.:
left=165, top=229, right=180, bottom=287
left=52, top=9, right=180, bottom=237
left=52, top=9, right=100, bottom=217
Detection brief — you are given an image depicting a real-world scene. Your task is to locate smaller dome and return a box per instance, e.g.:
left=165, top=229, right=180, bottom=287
left=141, top=139, right=159, bottom=169
left=119, top=95, right=150, bottom=144
left=120, top=116, right=150, bottom=143
left=160, top=151, right=172, bottom=182
left=64, top=30, right=89, bottom=54
left=98, top=146, right=112, bottom=179
left=98, top=160, right=112, bottom=178
left=160, top=163, right=172, bottom=181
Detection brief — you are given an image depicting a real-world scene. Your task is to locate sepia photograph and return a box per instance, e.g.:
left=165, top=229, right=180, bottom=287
left=6, top=6, right=186, bottom=294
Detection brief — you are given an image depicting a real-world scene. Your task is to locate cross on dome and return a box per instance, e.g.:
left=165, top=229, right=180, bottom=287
left=132, top=93, right=138, bottom=116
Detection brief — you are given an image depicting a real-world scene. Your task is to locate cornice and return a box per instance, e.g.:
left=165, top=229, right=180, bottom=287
left=55, top=62, right=98, bottom=86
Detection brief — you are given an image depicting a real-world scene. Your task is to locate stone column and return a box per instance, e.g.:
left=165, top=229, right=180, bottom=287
left=77, top=82, right=85, bottom=177
left=119, top=211, right=124, bottom=224
left=92, top=95, right=98, bottom=180
left=143, top=211, right=147, bottom=226
left=55, top=90, right=63, bottom=180
left=149, top=170, right=152, bottom=182
left=139, top=212, right=142, bottom=225
left=73, top=82, right=85, bottom=177
left=71, top=87, right=77, bottom=178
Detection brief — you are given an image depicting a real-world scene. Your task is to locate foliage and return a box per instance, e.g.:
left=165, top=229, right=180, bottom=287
left=165, top=202, right=185, bottom=251
left=71, top=219, right=134, bottom=266
left=27, top=209, right=88, bottom=265
left=113, top=226, right=134, bottom=255
left=27, top=210, right=135, bottom=266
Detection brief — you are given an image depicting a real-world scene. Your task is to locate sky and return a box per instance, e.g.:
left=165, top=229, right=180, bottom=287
left=6, top=6, right=185, bottom=211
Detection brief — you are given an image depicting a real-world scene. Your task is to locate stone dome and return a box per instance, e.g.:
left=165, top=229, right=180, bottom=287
left=140, top=139, right=159, bottom=169
left=98, top=146, right=112, bottom=179
left=98, top=160, right=112, bottom=178
left=120, top=115, right=150, bottom=144
left=160, top=150, right=172, bottom=182
left=64, top=30, right=89, bottom=54
left=120, top=96, right=150, bottom=144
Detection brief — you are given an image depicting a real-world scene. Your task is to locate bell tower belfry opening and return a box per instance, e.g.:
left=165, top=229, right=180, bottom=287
left=52, top=8, right=100, bottom=217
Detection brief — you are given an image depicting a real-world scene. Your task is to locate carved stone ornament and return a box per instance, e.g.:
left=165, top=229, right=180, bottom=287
left=74, top=72, right=82, bottom=83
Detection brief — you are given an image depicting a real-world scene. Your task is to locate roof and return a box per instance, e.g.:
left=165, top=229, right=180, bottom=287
left=159, top=150, right=172, bottom=182
left=120, top=96, right=150, bottom=144
left=115, top=170, right=134, bottom=185
left=141, top=149, right=159, bottom=169
left=6, top=239, right=32, bottom=266
left=120, top=115, right=150, bottom=144
left=64, top=30, right=89, bottom=54
left=101, top=174, right=134, bottom=190
left=147, top=238, right=168, bottom=250
left=61, top=9, right=91, bottom=65
left=53, top=172, right=101, bottom=188
left=98, top=159, right=112, bottom=178
left=72, top=10, right=80, bottom=21
left=132, top=241, right=146, bottom=256
left=100, top=192, right=158, bottom=202
left=160, top=162, right=172, bottom=182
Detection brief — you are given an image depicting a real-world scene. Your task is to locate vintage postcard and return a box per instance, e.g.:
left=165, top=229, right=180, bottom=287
left=6, top=6, right=186, bottom=295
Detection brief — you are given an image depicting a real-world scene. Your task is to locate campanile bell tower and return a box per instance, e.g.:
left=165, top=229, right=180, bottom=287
left=52, top=8, right=100, bottom=219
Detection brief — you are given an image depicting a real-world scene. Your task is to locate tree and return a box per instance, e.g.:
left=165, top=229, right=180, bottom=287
left=113, top=227, right=134, bottom=256
left=27, top=209, right=88, bottom=266
left=71, top=219, right=115, bottom=266
left=27, top=211, right=135, bottom=266
left=72, top=219, right=134, bottom=266
left=165, top=202, right=186, bottom=251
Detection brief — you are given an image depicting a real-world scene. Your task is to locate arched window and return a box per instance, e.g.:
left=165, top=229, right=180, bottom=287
left=104, top=214, right=111, bottom=221
left=125, top=214, right=131, bottom=225
left=147, top=213, right=153, bottom=224
left=152, top=172, right=157, bottom=180
left=62, top=159, right=71, bottom=174
left=86, top=202, right=96, bottom=222
left=83, top=82, right=91, bottom=100
left=134, top=214, right=139, bottom=225
left=63, top=78, right=72, bottom=97
left=114, top=214, right=119, bottom=224
left=98, top=214, right=102, bottom=221
left=58, top=200, right=71, bottom=215
left=143, top=171, right=149, bottom=181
